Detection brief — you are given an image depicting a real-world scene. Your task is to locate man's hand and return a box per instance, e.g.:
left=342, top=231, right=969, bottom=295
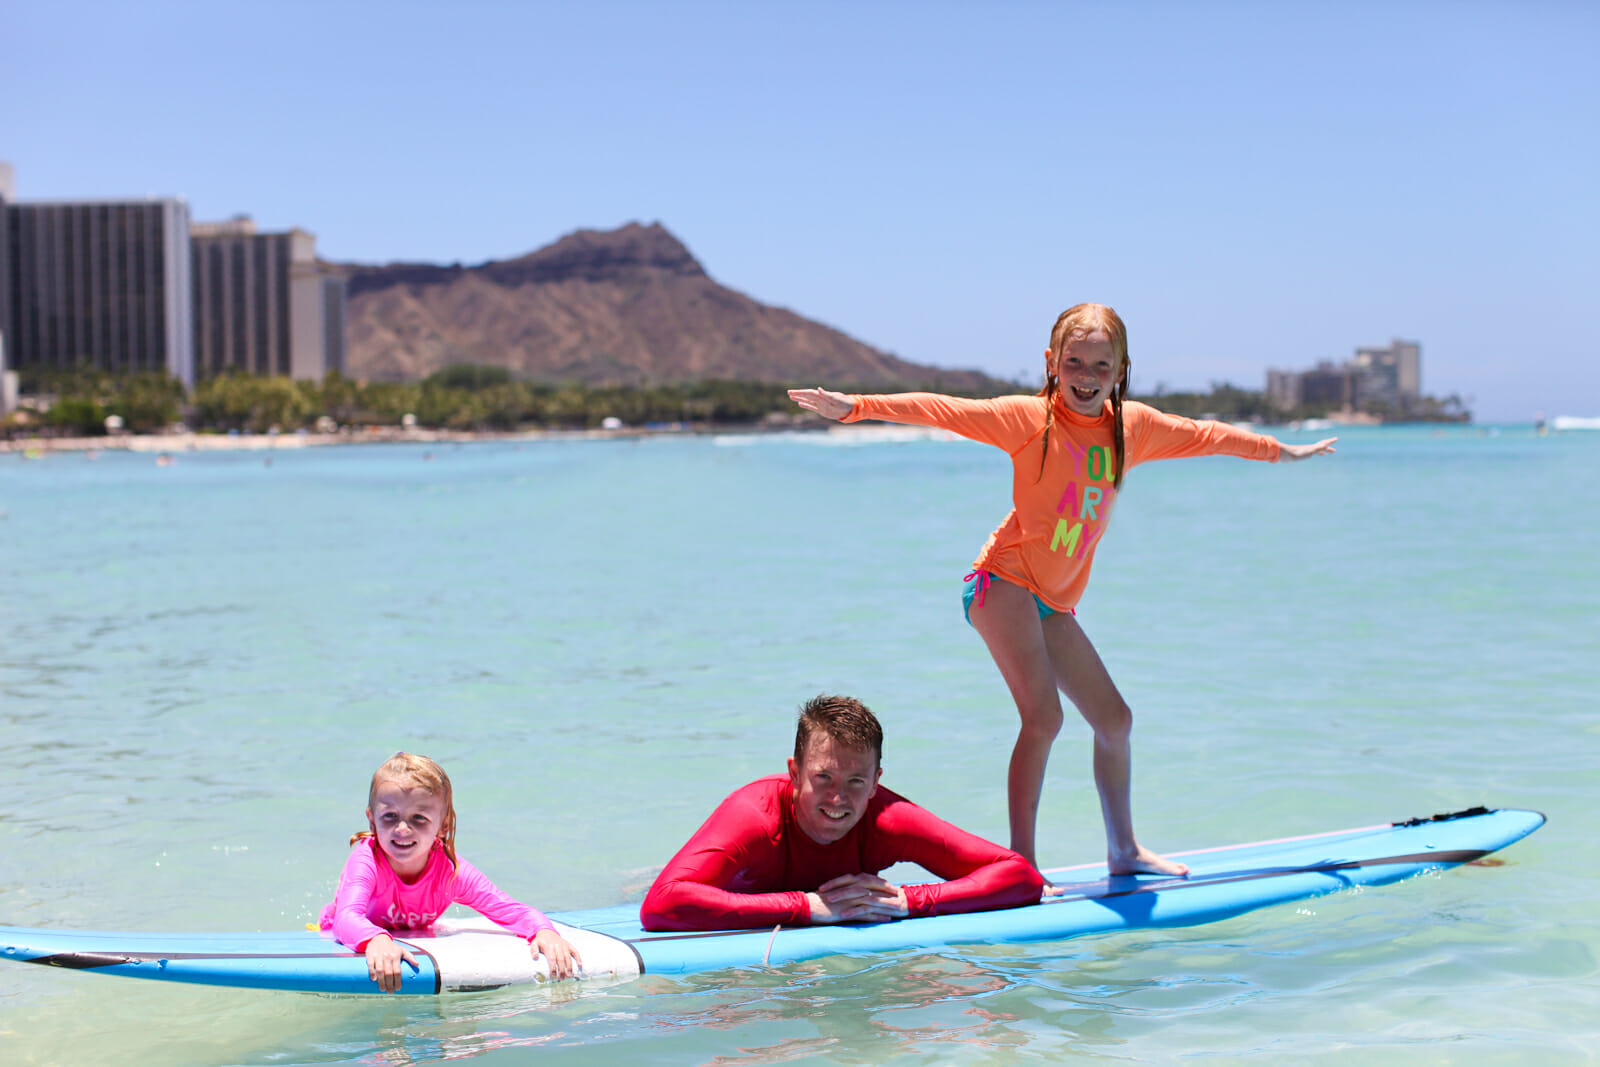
left=806, top=873, right=910, bottom=924
left=364, top=933, right=417, bottom=994
left=787, top=388, right=854, bottom=421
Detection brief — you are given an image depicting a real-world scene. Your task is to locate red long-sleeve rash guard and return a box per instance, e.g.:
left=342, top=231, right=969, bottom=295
left=640, top=775, right=1045, bottom=931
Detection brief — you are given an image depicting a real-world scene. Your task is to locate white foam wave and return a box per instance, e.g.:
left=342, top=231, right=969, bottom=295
left=1551, top=415, right=1600, bottom=431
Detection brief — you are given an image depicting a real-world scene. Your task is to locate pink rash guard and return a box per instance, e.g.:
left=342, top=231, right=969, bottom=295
left=319, top=838, right=555, bottom=951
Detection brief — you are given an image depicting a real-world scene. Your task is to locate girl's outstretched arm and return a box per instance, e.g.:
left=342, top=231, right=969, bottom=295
left=1277, top=437, right=1338, bottom=462
left=788, top=387, right=854, bottom=421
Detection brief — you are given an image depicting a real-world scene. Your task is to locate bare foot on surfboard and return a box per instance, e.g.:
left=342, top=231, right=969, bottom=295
left=1108, top=846, right=1189, bottom=877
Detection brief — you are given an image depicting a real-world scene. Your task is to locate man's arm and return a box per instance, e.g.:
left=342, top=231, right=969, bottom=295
left=640, top=785, right=811, bottom=932
left=870, top=793, right=1045, bottom=917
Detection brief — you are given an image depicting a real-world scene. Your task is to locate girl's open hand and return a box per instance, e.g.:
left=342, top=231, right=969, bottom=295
left=1278, top=437, right=1337, bottom=462
left=365, top=933, right=417, bottom=994
left=788, top=387, right=854, bottom=421
left=533, top=927, right=582, bottom=981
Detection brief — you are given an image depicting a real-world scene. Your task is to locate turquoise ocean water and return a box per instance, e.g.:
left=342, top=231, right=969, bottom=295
left=2, top=423, right=1596, bottom=1064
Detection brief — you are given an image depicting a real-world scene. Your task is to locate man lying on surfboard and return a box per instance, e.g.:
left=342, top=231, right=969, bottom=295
left=641, top=695, right=1045, bottom=931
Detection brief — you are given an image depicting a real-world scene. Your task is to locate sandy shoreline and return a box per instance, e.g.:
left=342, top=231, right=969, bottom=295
left=1, top=425, right=724, bottom=454
left=0, top=419, right=976, bottom=454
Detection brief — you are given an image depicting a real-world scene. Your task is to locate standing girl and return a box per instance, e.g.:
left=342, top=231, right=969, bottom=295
left=321, top=751, right=581, bottom=991
left=789, top=303, right=1335, bottom=877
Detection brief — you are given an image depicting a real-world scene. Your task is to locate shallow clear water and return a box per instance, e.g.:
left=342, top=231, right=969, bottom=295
left=3, top=425, right=1596, bottom=1064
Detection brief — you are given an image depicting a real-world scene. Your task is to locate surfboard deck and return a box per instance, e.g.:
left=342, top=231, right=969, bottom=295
left=0, top=806, right=1543, bottom=995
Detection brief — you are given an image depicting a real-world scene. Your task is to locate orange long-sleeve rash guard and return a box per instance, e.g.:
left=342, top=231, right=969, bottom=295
left=843, top=393, right=1283, bottom=612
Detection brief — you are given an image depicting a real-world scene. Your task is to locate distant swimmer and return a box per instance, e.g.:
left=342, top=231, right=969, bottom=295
left=640, top=695, right=1043, bottom=932
left=320, top=752, right=581, bottom=992
left=789, top=303, right=1337, bottom=882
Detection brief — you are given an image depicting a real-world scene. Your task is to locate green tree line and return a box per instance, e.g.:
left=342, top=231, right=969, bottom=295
left=7, top=365, right=1012, bottom=436
left=7, top=366, right=1470, bottom=437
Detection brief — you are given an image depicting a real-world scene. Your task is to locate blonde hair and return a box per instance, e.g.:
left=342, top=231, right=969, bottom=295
left=349, top=751, right=459, bottom=871
left=1038, top=303, right=1129, bottom=488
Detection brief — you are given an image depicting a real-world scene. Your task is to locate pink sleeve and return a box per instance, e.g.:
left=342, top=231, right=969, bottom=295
left=449, top=858, right=556, bottom=940
left=640, top=791, right=810, bottom=931
left=1125, top=402, right=1281, bottom=466
left=867, top=795, right=1044, bottom=917
left=843, top=393, right=1044, bottom=453
left=322, top=843, right=389, bottom=952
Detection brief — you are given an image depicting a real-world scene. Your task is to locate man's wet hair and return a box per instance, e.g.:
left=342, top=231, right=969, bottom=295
left=794, top=694, right=883, bottom=766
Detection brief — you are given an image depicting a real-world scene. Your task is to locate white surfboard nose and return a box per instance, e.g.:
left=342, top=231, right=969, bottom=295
left=423, top=918, right=642, bottom=992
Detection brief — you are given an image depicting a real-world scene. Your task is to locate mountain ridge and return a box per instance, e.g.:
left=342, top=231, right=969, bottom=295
left=333, top=222, right=1011, bottom=392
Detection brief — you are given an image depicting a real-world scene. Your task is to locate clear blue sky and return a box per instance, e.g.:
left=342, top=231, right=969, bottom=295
left=5, top=1, right=1596, bottom=420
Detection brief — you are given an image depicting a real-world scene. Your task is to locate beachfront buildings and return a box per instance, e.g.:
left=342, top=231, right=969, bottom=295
left=1267, top=340, right=1421, bottom=416
left=191, top=216, right=346, bottom=380
left=0, top=167, right=196, bottom=385
left=0, top=163, right=344, bottom=389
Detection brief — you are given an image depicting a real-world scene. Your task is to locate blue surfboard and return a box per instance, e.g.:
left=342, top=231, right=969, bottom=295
left=0, top=806, right=1543, bottom=995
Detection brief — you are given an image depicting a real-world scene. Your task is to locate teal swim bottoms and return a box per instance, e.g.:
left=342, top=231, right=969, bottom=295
left=961, top=570, right=1060, bottom=627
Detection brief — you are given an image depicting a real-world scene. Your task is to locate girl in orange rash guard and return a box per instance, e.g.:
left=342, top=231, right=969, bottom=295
left=789, top=303, right=1337, bottom=880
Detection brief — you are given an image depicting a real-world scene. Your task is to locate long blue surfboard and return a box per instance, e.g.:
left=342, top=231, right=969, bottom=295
left=0, top=806, right=1543, bottom=995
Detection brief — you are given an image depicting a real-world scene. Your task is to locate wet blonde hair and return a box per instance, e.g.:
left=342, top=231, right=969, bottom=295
left=350, top=751, right=459, bottom=871
left=1038, top=303, right=1130, bottom=489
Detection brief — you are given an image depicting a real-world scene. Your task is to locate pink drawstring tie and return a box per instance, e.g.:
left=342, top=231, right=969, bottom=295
left=964, top=570, right=991, bottom=609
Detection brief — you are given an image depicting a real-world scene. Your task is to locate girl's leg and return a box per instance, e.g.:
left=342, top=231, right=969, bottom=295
left=1039, top=610, right=1189, bottom=877
left=968, top=578, right=1064, bottom=869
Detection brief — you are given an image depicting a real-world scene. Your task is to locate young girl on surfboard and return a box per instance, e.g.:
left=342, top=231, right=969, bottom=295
left=788, top=303, right=1336, bottom=879
left=320, top=752, right=581, bottom=991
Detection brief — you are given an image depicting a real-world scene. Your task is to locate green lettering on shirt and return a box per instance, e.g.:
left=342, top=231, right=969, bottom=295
left=1051, top=519, right=1083, bottom=554
left=1087, top=446, right=1116, bottom=483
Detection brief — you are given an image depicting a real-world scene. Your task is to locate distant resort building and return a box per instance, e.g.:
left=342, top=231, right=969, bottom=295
left=1267, top=339, right=1423, bottom=417
left=0, top=162, right=344, bottom=391
left=0, top=166, right=195, bottom=385
left=191, top=216, right=345, bottom=380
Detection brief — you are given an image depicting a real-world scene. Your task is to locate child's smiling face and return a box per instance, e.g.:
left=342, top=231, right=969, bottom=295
left=1051, top=329, right=1123, bottom=417
left=366, top=781, right=446, bottom=881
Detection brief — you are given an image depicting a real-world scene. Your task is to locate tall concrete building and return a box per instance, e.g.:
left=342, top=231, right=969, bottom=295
left=191, top=216, right=346, bottom=379
left=1, top=164, right=345, bottom=391
left=1353, top=340, right=1421, bottom=409
left=1268, top=341, right=1421, bottom=415
left=0, top=164, right=13, bottom=386
left=1, top=189, right=195, bottom=386
left=1265, top=368, right=1300, bottom=412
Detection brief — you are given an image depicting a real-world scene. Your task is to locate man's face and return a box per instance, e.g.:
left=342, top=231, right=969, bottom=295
left=787, top=733, right=881, bottom=845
